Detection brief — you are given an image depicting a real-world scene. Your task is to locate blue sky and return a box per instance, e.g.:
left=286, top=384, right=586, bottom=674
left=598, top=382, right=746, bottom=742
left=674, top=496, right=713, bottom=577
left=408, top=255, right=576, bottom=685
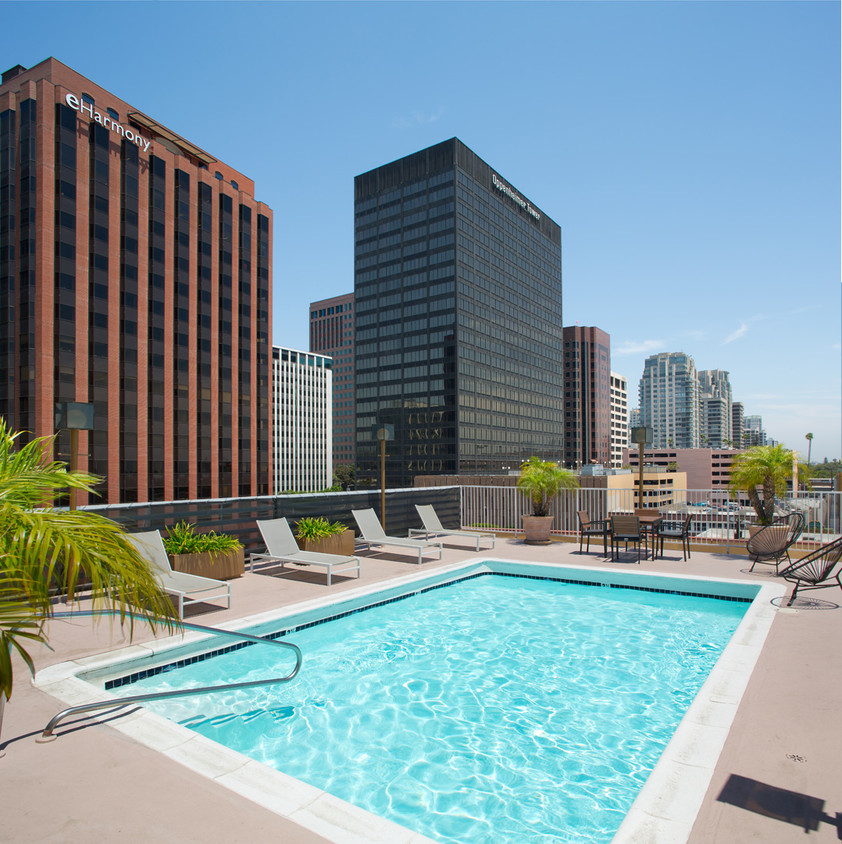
left=3, top=1, right=839, bottom=459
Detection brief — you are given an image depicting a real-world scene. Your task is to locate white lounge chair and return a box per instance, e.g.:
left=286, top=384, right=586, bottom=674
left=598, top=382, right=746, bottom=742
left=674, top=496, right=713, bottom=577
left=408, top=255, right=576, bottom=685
left=352, top=508, right=443, bottom=564
left=248, top=517, right=361, bottom=586
left=127, top=530, right=232, bottom=620
left=410, top=504, right=496, bottom=551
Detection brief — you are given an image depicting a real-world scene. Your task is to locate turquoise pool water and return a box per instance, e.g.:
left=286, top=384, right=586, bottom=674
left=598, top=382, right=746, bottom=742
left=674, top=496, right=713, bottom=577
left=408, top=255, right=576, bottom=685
left=124, top=573, right=747, bottom=843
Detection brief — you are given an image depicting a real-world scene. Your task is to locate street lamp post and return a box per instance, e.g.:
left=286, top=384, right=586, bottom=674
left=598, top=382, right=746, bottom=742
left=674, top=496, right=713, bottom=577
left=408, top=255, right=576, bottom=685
left=631, top=427, right=652, bottom=509
left=55, top=402, right=95, bottom=510
left=372, top=424, right=394, bottom=530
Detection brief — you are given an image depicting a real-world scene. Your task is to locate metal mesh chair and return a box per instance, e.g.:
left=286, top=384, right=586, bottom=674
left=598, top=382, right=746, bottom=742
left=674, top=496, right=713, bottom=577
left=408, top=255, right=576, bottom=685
left=746, top=512, right=805, bottom=574
left=577, top=509, right=610, bottom=555
left=610, top=514, right=644, bottom=563
left=658, top=512, right=693, bottom=561
left=778, top=537, right=842, bottom=606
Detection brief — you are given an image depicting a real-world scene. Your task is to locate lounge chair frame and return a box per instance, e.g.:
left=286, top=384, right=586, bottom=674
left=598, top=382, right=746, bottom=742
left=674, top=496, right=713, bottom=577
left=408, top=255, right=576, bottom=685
left=249, top=518, right=361, bottom=586
left=352, top=508, right=443, bottom=564
left=778, top=536, right=842, bottom=606
left=746, top=512, right=805, bottom=574
left=409, top=504, right=495, bottom=551
left=128, top=530, right=232, bottom=620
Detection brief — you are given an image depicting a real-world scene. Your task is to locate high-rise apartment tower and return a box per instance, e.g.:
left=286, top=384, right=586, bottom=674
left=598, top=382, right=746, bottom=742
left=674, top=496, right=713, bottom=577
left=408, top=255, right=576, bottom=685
left=0, top=58, right=273, bottom=504
left=638, top=352, right=700, bottom=448
left=354, top=139, right=563, bottom=486
left=698, top=369, right=733, bottom=448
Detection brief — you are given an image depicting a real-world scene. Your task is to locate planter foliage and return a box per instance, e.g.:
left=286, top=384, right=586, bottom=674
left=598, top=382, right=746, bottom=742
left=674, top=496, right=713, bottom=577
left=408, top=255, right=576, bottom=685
left=163, top=521, right=242, bottom=555
left=516, top=456, right=578, bottom=517
left=294, top=516, right=348, bottom=542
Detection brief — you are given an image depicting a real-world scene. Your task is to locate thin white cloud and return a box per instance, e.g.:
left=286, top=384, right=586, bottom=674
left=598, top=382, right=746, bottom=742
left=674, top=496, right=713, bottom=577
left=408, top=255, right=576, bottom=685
left=614, top=339, right=664, bottom=356
left=392, top=108, right=445, bottom=130
left=722, top=321, right=749, bottom=344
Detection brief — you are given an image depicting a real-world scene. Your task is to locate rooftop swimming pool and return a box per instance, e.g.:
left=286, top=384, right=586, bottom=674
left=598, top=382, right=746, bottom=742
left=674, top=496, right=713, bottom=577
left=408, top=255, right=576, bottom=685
left=37, top=560, right=783, bottom=844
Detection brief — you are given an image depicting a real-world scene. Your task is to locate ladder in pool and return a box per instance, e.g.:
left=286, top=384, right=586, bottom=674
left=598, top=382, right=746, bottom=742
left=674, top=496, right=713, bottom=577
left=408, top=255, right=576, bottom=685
left=38, top=615, right=302, bottom=741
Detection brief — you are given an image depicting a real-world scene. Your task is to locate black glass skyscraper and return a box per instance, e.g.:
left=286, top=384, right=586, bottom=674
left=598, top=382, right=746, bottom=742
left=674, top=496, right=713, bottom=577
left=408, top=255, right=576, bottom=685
left=354, top=139, right=563, bottom=486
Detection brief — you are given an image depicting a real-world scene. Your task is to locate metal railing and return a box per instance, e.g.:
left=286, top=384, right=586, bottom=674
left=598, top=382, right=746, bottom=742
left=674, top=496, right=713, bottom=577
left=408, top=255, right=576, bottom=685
left=459, top=486, right=842, bottom=554
left=39, top=613, right=302, bottom=740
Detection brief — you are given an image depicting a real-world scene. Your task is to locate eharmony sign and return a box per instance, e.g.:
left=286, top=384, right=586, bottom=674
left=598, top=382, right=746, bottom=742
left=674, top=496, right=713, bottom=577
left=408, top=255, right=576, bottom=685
left=65, top=93, right=151, bottom=152
left=491, top=173, right=540, bottom=221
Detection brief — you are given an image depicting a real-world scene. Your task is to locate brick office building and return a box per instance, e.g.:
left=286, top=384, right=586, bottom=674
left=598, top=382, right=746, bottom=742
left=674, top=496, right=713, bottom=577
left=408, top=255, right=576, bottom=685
left=0, top=58, right=273, bottom=504
left=309, top=292, right=355, bottom=468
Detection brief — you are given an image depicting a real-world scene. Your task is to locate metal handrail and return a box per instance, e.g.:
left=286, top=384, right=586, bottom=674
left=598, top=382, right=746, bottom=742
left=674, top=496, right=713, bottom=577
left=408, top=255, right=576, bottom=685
left=39, top=612, right=302, bottom=740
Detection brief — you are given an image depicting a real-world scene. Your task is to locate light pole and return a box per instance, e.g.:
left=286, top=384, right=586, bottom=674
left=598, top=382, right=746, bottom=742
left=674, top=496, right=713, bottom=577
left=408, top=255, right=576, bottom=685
left=631, top=427, right=652, bottom=509
left=372, top=424, right=394, bottom=530
left=55, top=402, right=95, bottom=510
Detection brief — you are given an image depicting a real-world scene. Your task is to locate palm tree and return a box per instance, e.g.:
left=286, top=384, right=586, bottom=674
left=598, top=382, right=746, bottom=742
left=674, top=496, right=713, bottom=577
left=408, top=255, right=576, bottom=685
left=805, top=433, right=814, bottom=465
left=729, top=443, right=809, bottom=525
left=517, top=456, right=578, bottom=517
left=0, top=419, right=178, bottom=738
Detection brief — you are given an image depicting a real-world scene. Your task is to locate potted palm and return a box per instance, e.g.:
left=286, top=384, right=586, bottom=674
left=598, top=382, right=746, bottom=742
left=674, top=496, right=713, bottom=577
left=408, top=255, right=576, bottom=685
left=729, top=444, right=810, bottom=529
left=163, top=521, right=244, bottom=579
left=517, top=456, right=578, bottom=544
left=295, top=517, right=354, bottom=556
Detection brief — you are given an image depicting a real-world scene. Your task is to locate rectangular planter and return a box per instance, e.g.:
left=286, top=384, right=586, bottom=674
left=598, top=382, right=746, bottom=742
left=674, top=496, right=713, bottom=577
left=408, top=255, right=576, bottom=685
left=296, top=528, right=354, bottom=557
left=168, top=548, right=245, bottom=580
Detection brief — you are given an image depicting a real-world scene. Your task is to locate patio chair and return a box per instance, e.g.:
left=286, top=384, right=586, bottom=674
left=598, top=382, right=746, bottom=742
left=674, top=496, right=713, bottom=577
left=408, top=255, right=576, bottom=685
left=746, top=512, right=805, bottom=574
left=248, top=517, right=361, bottom=586
left=577, top=509, right=610, bottom=556
left=610, top=515, right=644, bottom=564
left=778, top=537, right=842, bottom=606
left=352, top=508, right=443, bottom=564
left=658, top=512, right=694, bottom=561
left=127, top=530, right=232, bottom=620
left=410, top=504, right=496, bottom=550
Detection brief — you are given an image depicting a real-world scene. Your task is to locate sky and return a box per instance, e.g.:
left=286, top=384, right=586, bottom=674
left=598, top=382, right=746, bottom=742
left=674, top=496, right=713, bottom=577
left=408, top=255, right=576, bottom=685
left=2, top=0, right=839, bottom=460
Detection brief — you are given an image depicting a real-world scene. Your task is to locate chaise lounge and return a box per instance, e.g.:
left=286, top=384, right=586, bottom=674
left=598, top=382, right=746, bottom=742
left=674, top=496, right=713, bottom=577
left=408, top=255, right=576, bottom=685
left=127, top=529, right=232, bottom=619
left=352, top=507, right=443, bottom=564
left=409, top=504, right=496, bottom=550
left=248, top=517, right=361, bottom=586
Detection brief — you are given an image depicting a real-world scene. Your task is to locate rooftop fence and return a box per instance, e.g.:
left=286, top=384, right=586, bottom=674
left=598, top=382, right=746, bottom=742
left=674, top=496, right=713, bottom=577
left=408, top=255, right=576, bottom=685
left=459, top=485, right=841, bottom=555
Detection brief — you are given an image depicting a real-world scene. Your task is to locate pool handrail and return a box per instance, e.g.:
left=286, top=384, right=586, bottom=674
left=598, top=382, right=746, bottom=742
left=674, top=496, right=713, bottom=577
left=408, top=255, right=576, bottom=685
left=39, top=613, right=302, bottom=740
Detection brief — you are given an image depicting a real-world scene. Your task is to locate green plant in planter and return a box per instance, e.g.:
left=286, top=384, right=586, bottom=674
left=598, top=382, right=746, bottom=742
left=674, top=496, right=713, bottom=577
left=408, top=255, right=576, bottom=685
left=517, top=456, right=578, bottom=516
left=163, top=521, right=242, bottom=555
left=294, top=517, right=348, bottom=541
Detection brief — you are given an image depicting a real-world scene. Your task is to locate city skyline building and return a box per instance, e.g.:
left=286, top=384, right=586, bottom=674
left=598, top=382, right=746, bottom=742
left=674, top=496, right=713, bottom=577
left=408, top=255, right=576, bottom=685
left=731, top=401, right=745, bottom=450
left=638, top=352, right=700, bottom=449
left=744, top=415, right=767, bottom=447
left=353, top=138, right=563, bottom=486
left=309, top=292, right=355, bottom=467
left=0, top=58, right=272, bottom=504
left=610, top=371, right=628, bottom=469
left=698, top=369, right=733, bottom=448
left=561, top=325, right=610, bottom=469
left=272, top=346, right=332, bottom=492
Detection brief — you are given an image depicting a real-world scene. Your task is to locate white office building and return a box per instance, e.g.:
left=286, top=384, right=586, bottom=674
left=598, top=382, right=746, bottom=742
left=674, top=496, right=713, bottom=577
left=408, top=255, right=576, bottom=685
left=272, top=346, right=333, bottom=492
left=609, top=372, right=628, bottom=468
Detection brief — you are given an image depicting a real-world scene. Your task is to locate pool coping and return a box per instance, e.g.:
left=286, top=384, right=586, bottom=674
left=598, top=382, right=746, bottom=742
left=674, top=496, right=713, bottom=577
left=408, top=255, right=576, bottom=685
left=33, top=558, right=786, bottom=844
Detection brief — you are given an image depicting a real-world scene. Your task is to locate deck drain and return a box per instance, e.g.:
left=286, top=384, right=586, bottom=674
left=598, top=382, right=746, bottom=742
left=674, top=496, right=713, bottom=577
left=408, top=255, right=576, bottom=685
left=786, top=753, right=807, bottom=763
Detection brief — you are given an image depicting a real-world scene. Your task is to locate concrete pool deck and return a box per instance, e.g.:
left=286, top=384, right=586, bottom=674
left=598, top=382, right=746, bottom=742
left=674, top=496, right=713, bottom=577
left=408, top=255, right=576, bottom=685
left=2, top=538, right=841, bottom=843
